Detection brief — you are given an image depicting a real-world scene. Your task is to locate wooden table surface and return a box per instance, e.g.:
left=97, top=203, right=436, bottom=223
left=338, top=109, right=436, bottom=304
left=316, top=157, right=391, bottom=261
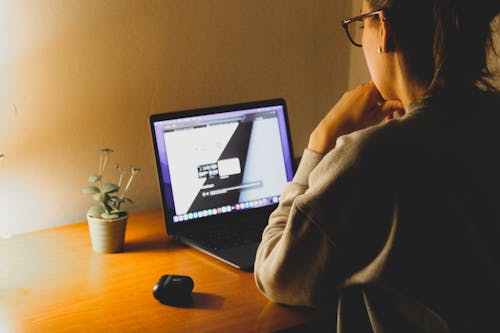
left=0, top=209, right=322, bottom=333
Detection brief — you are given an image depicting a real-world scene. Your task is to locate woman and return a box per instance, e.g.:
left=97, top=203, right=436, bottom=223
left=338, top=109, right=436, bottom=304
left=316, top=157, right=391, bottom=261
left=254, top=0, right=499, bottom=332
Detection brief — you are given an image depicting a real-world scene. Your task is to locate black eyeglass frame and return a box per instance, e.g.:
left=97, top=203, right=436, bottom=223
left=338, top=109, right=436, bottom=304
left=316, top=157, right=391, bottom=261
left=341, top=10, right=384, bottom=47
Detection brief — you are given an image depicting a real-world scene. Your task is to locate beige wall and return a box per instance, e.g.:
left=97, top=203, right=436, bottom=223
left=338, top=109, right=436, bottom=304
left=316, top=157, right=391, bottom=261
left=348, top=0, right=370, bottom=88
left=0, top=0, right=352, bottom=235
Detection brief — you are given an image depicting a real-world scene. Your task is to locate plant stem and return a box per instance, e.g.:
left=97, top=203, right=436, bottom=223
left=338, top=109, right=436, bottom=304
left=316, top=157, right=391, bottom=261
left=120, top=173, right=136, bottom=200
left=101, top=201, right=110, bottom=214
left=98, top=150, right=103, bottom=175
left=102, top=153, right=109, bottom=176
left=118, top=169, right=125, bottom=187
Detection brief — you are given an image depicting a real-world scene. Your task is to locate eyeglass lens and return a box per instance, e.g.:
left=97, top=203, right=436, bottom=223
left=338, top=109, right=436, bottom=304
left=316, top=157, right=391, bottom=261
left=347, top=20, right=364, bottom=46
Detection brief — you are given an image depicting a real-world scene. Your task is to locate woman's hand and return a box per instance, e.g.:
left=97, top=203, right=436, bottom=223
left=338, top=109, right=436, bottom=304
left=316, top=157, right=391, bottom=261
left=307, top=82, right=404, bottom=154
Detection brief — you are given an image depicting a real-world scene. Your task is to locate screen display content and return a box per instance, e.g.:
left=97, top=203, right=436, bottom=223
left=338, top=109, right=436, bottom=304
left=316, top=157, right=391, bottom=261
left=153, top=105, right=292, bottom=224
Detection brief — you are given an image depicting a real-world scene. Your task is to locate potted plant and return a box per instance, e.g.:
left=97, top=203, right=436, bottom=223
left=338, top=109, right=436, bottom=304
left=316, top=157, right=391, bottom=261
left=82, top=148, right=140, bottom=253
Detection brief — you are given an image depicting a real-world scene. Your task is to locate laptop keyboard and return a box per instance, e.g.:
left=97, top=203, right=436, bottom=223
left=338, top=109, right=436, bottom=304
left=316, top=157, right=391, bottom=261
left=185, top=223, right=266, bottom=251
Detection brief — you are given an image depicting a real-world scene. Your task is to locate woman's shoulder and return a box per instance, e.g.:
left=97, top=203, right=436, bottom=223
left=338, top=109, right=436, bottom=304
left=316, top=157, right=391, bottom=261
left=411, top=88, right=499, bottom=116
left=316, top=120, right=402, bottom=177
left=335, top=118, right=402, bottom=156
left=321, top=89, right=499, bottom=170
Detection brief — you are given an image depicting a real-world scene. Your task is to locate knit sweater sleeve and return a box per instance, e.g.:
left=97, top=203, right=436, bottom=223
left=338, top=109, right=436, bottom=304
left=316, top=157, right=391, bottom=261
left=254, top=148, right=332, bottom=308
left=254, top=131, right=394, bottom=311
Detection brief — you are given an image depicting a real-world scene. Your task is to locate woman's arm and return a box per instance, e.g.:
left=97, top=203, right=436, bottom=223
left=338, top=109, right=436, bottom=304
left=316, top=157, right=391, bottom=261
left=254, top=148, right=340, bottom=310
left=254, top=82, right=402, bottom=310
left=309, top=82, right=403, bottom=154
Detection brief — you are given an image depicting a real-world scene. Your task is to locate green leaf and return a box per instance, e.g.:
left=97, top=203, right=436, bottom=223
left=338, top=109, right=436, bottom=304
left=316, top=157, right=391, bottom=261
left=92, top=193, right=108, bottom=202
left=101, top=213, right=120, bottom=220
left=87, top=205, right=104, bottom=218
left=88, top=174, right=102, bottom=183
left=82, top=186, right=100, bottom=195
left=102, top=200, right=113, bottom=213
left=102, top=183, right=119, bottom=194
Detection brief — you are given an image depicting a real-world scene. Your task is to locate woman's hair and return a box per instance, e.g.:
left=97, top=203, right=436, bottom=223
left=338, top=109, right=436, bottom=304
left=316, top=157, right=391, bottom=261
left=367, top=0, right=500, bottom=93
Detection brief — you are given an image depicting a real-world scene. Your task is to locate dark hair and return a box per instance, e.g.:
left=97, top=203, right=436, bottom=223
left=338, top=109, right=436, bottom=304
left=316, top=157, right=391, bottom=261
left=367, top=0, right=500, bottom=93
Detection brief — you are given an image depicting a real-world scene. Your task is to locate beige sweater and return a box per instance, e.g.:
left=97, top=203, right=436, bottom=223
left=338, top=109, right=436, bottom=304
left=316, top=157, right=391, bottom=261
left=254, top=91, right=500, bottom=332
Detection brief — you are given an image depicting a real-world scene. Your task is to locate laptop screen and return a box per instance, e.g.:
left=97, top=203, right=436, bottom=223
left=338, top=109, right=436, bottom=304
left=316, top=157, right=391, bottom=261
left=150, top=99, right=294, bottom=229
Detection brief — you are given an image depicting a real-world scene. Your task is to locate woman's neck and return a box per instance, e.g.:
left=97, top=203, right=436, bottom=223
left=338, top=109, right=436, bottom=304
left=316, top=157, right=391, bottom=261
left=392, top=53, right=427, bottom=108
left=399, top=83, right=426, bottom=108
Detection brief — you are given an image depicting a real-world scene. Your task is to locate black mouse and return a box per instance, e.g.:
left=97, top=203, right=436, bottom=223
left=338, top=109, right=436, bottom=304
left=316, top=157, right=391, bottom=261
left=153, top=275, right=194, bottom=306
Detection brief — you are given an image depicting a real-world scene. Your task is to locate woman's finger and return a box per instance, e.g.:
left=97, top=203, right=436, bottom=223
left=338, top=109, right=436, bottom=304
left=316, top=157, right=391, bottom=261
left=381, top=100, right=405, bottom=114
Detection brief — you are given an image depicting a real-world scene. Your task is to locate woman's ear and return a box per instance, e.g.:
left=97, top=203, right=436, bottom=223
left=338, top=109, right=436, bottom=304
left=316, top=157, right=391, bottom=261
left=379, top=11, right=394, bottom=52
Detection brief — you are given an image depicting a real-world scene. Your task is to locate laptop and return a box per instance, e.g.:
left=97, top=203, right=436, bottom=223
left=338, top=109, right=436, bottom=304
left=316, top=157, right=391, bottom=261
left=149, top=98, right=295, bottom=271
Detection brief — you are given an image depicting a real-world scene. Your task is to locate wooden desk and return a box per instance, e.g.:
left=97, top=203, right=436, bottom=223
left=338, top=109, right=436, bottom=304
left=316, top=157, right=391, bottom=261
left=0, top=209, right=321, bottom=332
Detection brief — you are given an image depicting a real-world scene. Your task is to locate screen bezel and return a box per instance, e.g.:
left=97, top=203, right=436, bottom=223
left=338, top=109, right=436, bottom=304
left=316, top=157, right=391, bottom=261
left=149, top=98, right=295, bottom=235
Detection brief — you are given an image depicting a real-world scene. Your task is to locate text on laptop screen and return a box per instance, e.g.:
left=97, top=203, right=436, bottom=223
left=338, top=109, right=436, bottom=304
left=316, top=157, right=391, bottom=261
left=152, top=105, right=293, bottom=223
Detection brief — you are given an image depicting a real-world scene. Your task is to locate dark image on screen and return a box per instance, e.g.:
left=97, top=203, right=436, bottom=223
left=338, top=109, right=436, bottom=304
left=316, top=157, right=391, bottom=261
left=189, top=121, right=254, bottom=211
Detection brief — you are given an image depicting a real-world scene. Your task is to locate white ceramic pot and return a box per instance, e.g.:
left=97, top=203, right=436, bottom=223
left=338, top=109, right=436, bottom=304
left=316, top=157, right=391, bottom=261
left=87, top=213, right=128, bottom=253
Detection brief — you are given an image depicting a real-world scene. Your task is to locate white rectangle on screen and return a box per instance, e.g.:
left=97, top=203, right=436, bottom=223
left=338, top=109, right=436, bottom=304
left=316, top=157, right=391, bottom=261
left=218, top=158, right=241, bottom=177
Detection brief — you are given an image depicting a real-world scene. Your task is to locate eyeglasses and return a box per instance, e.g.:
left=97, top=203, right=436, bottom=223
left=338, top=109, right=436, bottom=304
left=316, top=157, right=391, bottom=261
left=341, top=10, right=384, bottom=47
